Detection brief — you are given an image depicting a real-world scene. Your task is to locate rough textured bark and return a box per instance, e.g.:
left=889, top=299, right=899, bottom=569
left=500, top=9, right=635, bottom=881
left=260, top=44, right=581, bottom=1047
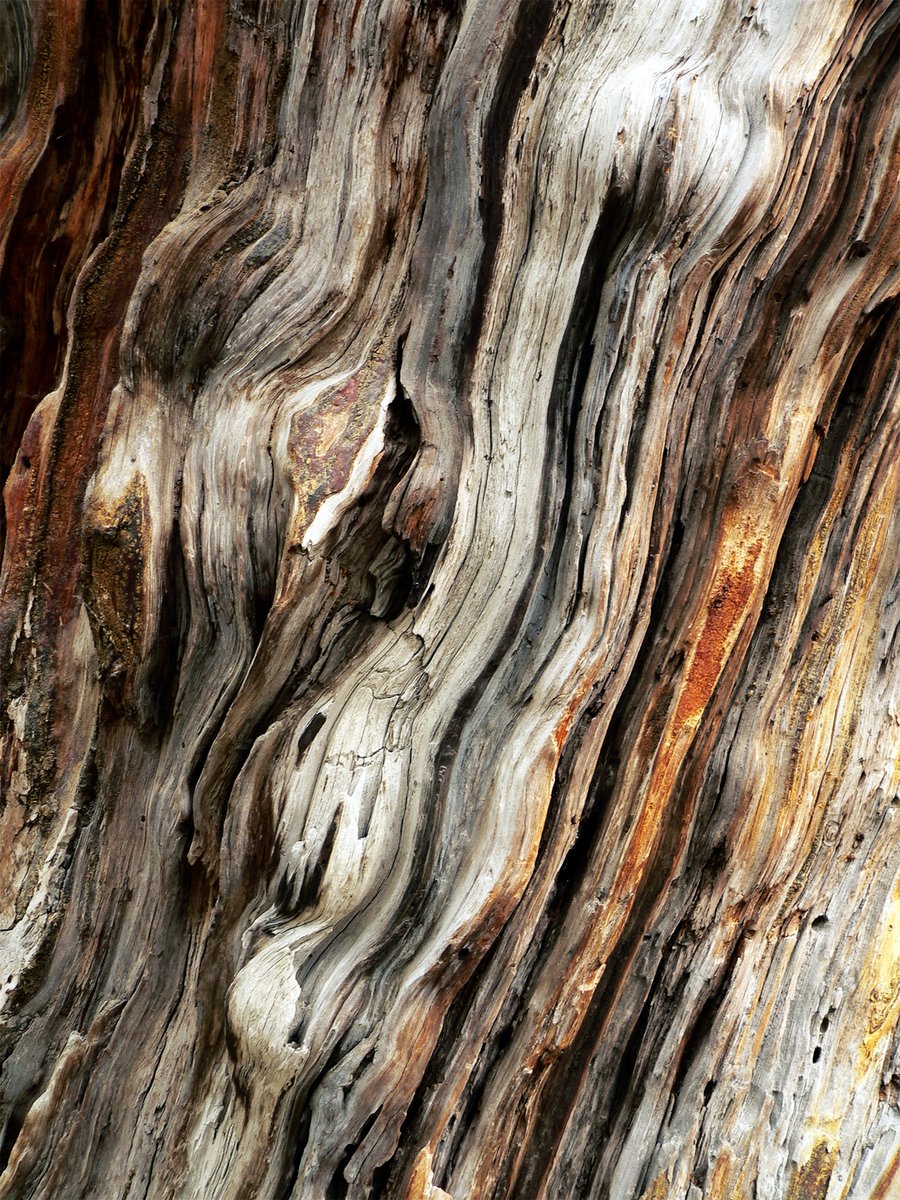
left=1, top=1, right=899, bottom=1197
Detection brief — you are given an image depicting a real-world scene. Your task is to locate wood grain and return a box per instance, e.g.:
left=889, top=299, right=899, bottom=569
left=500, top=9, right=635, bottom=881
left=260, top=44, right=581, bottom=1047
left=1, top=2, right=898, bottom=1197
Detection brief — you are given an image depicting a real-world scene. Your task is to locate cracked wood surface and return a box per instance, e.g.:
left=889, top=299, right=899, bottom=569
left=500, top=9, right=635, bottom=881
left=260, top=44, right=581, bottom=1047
left=1, top=1, right=898, bottom=1198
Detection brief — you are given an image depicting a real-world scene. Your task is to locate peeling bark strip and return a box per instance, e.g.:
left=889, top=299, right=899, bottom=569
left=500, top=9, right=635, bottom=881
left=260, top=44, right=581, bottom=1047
left=1, top=0, right=898, bottom=1196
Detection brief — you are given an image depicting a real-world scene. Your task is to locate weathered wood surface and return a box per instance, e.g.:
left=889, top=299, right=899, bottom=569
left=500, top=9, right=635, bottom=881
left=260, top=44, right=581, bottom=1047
left=1, top=1, right=899, bottom=1197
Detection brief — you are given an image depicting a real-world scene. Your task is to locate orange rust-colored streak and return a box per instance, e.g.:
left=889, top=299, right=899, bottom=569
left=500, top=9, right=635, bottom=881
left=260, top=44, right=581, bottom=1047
left=508, top=491, right=776, bottom=1088
left=869, top=1143, right=900, bottom=1200
left=405, top=1150, right=432, bottom=1200
left=786, top=1142, right=837, bottom=1200
left=517, top=530, right=772, bottom=1072
left=704, top=1147, right=740, bottom=1200
left=671, top=541, right=763, bottom=733
left=619, top=537, right=765, bottom=884
left=532, top=527, right=772, bottom=1070
left=552, top=668, right=595, bottom=754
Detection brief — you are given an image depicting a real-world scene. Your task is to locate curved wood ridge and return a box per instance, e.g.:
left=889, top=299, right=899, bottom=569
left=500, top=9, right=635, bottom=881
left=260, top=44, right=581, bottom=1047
left=1, top=2, right=898, bottom=1197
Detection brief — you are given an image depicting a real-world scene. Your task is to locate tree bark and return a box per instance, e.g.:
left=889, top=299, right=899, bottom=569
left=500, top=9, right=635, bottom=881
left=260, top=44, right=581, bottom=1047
left=1, top=2, right=899, bottom=1197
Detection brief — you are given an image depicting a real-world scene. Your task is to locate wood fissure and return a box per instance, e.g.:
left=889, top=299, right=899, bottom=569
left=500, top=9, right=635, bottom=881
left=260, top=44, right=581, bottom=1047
left=1, top=1, right=898, bottom=1198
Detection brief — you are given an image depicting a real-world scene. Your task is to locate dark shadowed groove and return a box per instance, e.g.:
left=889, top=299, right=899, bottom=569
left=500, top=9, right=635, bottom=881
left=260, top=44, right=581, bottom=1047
left=504, top=88, right=900, bottom=1200
left=666, top=931, right=745, bottom=1117
left=736, top=82, right=897, bottom=410
left=521, top=169, right=637, bottom=672
left=380, top=180, right=682, bottom=1187
left=572, top=954, right=670, bottom=1200
left=316, top=4, right=566, bottom=1027
left=470, top=460, right=684, bottom=1078
left=355, top=189, right=646, bottom=1153
left=0, top=0, right=31, bottom=136
left=505, top=893, right=658, bottom=1197
left=0, top=0, right=158, bottom=506
left=459, top=0, right=557, bottom=374
left=0, top=0, right=199, bottom=688
left=185, top=384, right=421, bottom=869
left=685, top=302, right=898, bottom=879
left=553, top=264, right=900, bottom=1200
left=1, top=3, right=898, bottom=1197
left=275, top=1033, right=383, bottom=1198
left=509, top=357, right=876, bottom=1198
